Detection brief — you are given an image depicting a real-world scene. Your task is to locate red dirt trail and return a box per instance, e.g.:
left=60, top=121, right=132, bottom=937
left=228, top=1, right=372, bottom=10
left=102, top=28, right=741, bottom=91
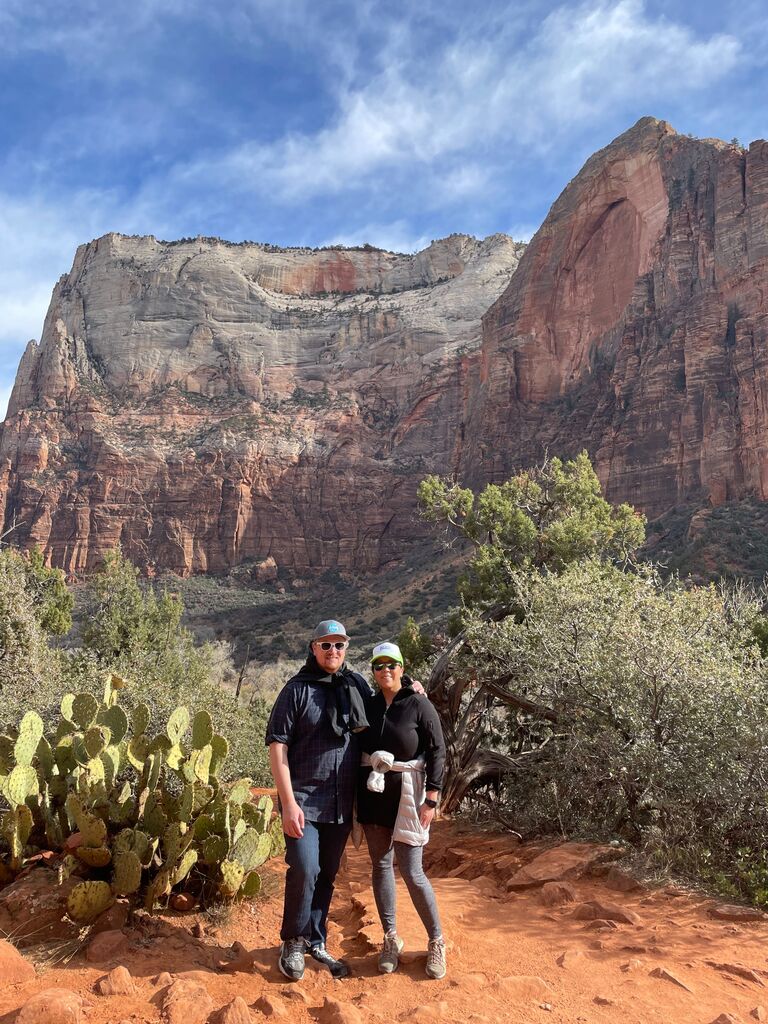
left=2, top=819, right=767, bottom=1024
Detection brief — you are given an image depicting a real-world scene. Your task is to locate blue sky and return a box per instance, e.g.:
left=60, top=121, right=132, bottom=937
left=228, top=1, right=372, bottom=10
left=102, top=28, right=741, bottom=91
left=0, top=0, right=765, bottom=413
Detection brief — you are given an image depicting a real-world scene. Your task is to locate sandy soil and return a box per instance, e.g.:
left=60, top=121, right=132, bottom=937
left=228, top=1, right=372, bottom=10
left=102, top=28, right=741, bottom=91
left=1, top=819, right=767, bottom=1024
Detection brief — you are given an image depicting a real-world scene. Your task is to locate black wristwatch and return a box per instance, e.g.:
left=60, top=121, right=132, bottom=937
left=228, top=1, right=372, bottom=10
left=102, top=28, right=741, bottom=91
left=424, top=798, right=438, bottom=809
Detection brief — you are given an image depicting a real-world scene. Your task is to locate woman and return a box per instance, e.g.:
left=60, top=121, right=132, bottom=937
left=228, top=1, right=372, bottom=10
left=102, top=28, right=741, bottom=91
left=356, top=641, right=447, bottom=979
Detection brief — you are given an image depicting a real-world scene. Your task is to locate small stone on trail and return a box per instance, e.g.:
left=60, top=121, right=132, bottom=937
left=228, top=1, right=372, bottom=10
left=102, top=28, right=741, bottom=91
left=752, top=1008, right=767, bottom=1021
left=317, top=996, right=364, bottom=1024
left=584, top=919, right=619, bottom=931
left=86, top=927, right=128, bottom=962
left=154, top=971, right=174, bottom=986
left=281, top=987, right=311, bottom=1004
left=170, top=892, right=197, bottom=911
left=163, top=978, right=214, bottom=1024
left=507, top=843, right=621, bottom=889
left=572, top=900, right=641, bottom=925
left=540, top=882, right=577, bottom=906
left=16, top=988, right=83, bottom=1024
left=254, top=993, right=288, bottom=1018
left=213, top=996, right=254, bottom=1024
left=556, top=950, right=584, bottom=968
left=710, top=1016, right=742, bottom=1024
left=604, top=865, right=644, bottom=892
left=649, top=966, right=694, bottom=993
left=0, top=938, right=35, bottom=983
left=97, top=964, right=136, bottom=995
left=594, top=996, right=615, bottom=1006
left=192, top=921, right=205, bottom=938
left=707, top=961, right=765, bottom=986
left=621, top=959, right=644, bottom=972
left=709, top=905, right=766, bottom=923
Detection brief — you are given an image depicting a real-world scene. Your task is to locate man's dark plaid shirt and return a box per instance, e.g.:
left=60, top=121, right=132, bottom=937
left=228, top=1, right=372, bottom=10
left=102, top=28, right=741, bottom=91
left=265, top=669, right=374, bottom=824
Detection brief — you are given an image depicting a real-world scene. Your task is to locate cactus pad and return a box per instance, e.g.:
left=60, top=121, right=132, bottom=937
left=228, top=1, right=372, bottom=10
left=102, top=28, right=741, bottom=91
left=98, top=705, right=129, bottom=745
left=113, top=850, right=142, bottom=895
left=60, top=693, right=76, bottom=722
left=202, top=834, right=228, bottom=864
left=72, top=693, right=99, bottom=730
left=269, top=816, right=286, bottom=857
left=67, top=880, right=114, bottom=922
left=209, top=734, right=229, bottom=775
left=240, top=871, right=262, bottom=898
left=173, top=849, right=198, bottom=885
left=3, top=764, right=39, bottom=805
left=14, top=712, right=44, bottom=766
left=84, top=725, right=110, bottom=759
left=131, top=702, right=150, bottom=736
left=227, top=778, right=252, bottom=805
left=76, top=845, right=112, bottom=867
left=219, top=859, right=245, bottom=897
left=191, top=710, right=213, bottom=749
left=127, top=735, right=150, bottom=770
left=166, top=707, right=190, bottom=745
left=232, top=829, right=272, bottom=872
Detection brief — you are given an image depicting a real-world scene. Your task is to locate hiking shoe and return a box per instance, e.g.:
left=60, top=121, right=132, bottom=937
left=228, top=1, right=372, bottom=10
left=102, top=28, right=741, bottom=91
left=309, top=943, right=351, bottom=978
left=378, top=930, right=404, bottom=973
left=279, top=937, right=306, bottom=981
left=425, top=937, right=447, bottom=979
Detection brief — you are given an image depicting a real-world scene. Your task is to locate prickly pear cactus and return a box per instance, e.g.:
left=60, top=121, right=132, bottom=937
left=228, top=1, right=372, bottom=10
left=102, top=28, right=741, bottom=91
left=14, top=712, right=44, bottom=767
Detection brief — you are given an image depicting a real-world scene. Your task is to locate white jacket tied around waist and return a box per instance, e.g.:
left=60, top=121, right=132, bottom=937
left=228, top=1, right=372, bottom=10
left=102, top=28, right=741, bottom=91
left=361, top=751, right=429, bottom=847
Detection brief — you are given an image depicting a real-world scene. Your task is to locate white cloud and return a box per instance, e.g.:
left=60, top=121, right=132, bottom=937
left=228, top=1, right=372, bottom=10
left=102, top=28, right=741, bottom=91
left=320, top=219, right=432, bottom=254
left=173, top=0, right=740, bottom=204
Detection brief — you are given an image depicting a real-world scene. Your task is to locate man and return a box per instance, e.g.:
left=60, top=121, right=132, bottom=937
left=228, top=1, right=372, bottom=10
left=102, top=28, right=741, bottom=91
left=266, top=619, right=372, bottom=981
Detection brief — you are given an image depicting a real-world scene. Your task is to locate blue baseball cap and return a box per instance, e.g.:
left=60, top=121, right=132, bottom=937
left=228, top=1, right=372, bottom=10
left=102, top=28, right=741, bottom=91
left=312, top=619, right=350, bottom=641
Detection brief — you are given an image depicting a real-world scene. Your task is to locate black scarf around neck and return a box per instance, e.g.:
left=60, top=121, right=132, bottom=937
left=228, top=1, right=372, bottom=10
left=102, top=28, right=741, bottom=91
left=296, top=654, right=369, bottom=737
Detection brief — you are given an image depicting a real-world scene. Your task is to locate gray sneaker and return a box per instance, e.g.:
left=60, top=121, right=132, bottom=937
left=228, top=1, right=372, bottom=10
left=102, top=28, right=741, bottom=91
left=425, top=937, right=446, bottom=979
left=378, top=931, right=404, bottom=973
left=279, top=937, right=306, bottom=981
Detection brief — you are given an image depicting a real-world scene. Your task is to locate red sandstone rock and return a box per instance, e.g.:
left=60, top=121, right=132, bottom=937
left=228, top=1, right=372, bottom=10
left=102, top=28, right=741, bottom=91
left=649, top=966, right=694, bottom=993
left=97, top=964, right=136, bottom=995
left=86, top=928, right=128, bottom=962
left=0, top=938, right=35, bottom=982
left=317, top=997, right=364, bottom=1024
left=0, top=869, right=78, bottom=945
left=507, top=843, right=620, bottom=889
left=710, top=905, right=766, bottom=923
left=163, top=978, right=214, bottom=1024
left=540, top=881, right=577, bottom=906
left=16, top=988, right=83, bottom=1023
left=213, top=996, right=254, bottom=1024
left=572, top=900, right=642, bottom=925
left=254, top=993, right=288, bottom=1017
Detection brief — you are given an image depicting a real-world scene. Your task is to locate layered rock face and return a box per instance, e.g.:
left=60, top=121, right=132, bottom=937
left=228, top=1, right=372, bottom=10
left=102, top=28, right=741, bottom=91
left=0, top=233, right=524, bottom=573
left=469, top=117, right=768, bottom=518
left=4, top=116, right=768, bottom=577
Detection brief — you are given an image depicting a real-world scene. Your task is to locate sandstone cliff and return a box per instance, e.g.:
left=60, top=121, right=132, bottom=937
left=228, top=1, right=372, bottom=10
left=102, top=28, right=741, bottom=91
left=0, top=233, right=524, bottom=574
left=4, top=116, right=768, bottom=578
left=469, top=117, right=768, bottom=526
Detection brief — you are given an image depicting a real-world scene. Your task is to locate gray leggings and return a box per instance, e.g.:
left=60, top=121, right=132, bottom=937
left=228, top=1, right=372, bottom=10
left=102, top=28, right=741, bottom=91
left=363, top=823, right=442, bottom=941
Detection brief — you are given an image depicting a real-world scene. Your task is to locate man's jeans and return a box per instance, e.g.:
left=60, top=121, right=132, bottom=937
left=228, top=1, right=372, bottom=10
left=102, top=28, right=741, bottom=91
left=281, top=820, right=352, bottom=946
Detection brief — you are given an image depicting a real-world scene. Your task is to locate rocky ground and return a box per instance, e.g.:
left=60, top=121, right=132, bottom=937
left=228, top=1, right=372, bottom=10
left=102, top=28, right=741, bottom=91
left=1, top=820, right=767, bottom=1024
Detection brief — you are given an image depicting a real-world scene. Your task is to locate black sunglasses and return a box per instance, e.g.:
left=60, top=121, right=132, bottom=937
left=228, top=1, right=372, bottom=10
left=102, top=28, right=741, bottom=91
left=317, top=641, right=347, bottom=651
left=373, top=662, right=400, bottom=671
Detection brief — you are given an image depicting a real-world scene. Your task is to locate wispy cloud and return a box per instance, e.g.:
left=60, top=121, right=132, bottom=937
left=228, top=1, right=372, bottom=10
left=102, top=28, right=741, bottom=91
left=176, top=0, right=740, bottom=204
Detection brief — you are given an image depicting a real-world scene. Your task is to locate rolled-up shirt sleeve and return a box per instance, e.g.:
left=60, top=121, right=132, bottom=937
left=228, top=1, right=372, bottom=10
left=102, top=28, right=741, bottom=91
left=265, top=682, right=298, bottom=746
left=418, top=700, right=446, bottom=792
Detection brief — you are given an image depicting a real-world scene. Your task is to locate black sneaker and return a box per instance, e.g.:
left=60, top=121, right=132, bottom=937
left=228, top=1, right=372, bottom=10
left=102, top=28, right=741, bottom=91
left=309, top=943, right=351, bottom=978
left=279, top=937, right=306, bottom=981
